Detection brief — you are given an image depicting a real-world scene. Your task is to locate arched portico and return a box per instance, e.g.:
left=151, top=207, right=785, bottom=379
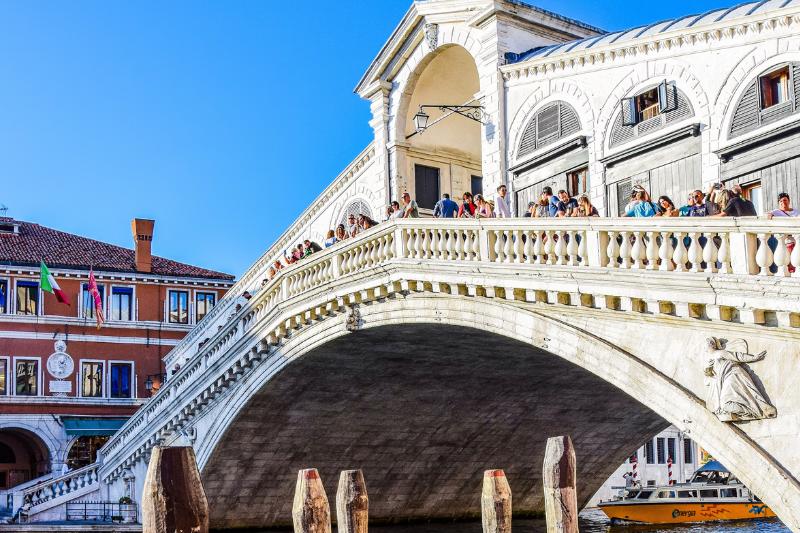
left=195, top=292, right=799, bottom=529
left=0, top=427, right=52, bottom=489
left=390, top=44, right=484, bottom=210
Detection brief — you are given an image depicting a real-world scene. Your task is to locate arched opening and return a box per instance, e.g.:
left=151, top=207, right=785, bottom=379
left=0, top=428, right=51, bottom=489
left=67, top=436, right=109, bottom=470
left=395, top=45, right=482, bottom=211
left=201, top=323, right=666, bottom=529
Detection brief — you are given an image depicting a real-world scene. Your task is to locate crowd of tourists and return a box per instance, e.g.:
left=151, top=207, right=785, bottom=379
left=262, top=183, right=797, bottom=284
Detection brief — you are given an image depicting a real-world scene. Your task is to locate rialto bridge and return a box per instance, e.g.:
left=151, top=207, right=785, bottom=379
left=56, top=218, right=792, bottom=529
left=10, top=0, right=800, bottom=529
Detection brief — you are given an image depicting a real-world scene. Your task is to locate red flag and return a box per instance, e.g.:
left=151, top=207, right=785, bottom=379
left=87, top=269, right=104, bottom=329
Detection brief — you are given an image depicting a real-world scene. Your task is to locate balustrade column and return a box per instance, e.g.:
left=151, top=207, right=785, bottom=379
left=619, top=231, right=632, bottom=269
left=703, top=233, right=719, bottom=274
left=566, top=231, right=579, bottom=266
left=773, top=234, right=791, bottom=276
left=514, top=230, right=525, bottom=264
left=630, top=231, right=645, bottom=269
left=645, top=231, right=658, bottom=270
left=605, top=231, right=619, bottom=268
left=503, top=231, right=514, bottom=263
left=755, top=233, right=774, bottom=276
left=687, top=232, right=703, bottom=272
left=658, top=231, right=674, bottom=271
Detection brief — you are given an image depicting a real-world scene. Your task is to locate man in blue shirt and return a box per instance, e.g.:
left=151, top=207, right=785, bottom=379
left=555, top=190, right=578, bottom=217
left=433, top=193, right=459, bottom=218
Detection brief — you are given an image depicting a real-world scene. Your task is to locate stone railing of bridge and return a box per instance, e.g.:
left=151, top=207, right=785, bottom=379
left=163, top=144, right=377, bottom=369
left=100, top=217, right=800, bottom=483
left=10, top=463, right=101, bottom=521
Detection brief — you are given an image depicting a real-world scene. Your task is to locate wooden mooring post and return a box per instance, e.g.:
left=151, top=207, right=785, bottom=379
left=336, top=469, right=369, bottom=533
left=293, top=468, right=332, bottom=533
left=481, top=469, right=512, bottom=533
left=141, top=445, right=209, bottom=533
left=543, top=436, right=579, bottom=533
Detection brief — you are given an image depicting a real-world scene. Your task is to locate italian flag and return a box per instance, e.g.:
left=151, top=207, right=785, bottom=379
left=40, top=261, right=70, bottom=305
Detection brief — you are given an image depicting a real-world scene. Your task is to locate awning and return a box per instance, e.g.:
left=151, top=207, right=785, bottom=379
left=62, top=417, right=128, bottom=436
left=695, top=460, right=730, bottom=474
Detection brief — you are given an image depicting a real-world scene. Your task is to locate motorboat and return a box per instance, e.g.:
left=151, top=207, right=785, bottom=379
left=598, top=460, right=775, bottom=523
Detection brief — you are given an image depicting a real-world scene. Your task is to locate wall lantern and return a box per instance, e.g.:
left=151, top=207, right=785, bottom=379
left=412, top=104, right=486, bottom=135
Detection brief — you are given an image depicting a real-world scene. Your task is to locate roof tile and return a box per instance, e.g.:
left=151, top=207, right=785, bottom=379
left=0, top=219, right=234, bottom=281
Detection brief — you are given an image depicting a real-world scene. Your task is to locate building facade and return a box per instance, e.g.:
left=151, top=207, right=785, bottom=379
left=588, top=426, right=701, bottom=506
left=215, top=0, right=800, bottom=296
left=0, top=217, right=233, bottom=492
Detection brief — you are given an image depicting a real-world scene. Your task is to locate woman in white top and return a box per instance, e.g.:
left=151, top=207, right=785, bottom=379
left=767, top=193, right=799, bottom=273
left=767, top=193, right=799, bottom=218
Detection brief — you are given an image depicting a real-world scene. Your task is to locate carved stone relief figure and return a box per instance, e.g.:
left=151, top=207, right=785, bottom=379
left=704, top=337, right=777, bottom=422
left=424, top=23, right=438, bottom=51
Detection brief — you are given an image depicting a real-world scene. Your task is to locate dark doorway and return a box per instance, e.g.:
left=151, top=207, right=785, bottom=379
left=471, top=175, right=483, bottom=196
left=414, top=164, right=440, bottom=209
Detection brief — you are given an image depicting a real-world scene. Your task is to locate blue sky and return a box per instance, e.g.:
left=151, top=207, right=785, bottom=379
left=1, top=0, right=731, bottom=278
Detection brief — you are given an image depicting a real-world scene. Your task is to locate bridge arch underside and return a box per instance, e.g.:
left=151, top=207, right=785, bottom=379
left=202, top=323, right=666, bottom=529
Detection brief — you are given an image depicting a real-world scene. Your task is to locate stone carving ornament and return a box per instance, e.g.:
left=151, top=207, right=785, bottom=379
left=703, top=337, right=777, bottom=422
left=345, top=305, right=362, bottom=332
left=424, top=23, right=438, bottom=50
left=47, top=340, right=74, bottom=379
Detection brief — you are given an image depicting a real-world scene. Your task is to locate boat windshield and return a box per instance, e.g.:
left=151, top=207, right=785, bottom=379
left=691, top=470, right=732, bottom=484
left=624, top=490, right=653, bottom=500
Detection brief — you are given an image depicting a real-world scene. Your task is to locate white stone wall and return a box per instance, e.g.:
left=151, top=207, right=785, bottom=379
left=502, top=6, right=800, bottom=213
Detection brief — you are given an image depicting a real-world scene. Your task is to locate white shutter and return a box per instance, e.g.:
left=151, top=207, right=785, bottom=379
left=621, top=98, right=638, bottom=126
left=658, top=80, right=678, bottom=113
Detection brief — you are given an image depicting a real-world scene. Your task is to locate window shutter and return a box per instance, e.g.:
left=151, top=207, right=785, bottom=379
left=621, top=98, right=637, bottom=126
left=536, top=104, right=560, bottom=143
left=658, top=81, right=678, bottom=113
left=730, top=80, right=760, bottom=137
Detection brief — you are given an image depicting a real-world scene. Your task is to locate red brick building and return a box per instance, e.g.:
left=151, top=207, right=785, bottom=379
left=0, top=217, right=233, bottom=490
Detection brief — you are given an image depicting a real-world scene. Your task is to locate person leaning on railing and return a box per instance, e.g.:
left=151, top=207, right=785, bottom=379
left=767, top=192, right=799, bottom=273
left=458, top=192, right=477, bottom=218
left=574, top=195, right=599, bottom=217
left=655, top=196, right=680, bottom=217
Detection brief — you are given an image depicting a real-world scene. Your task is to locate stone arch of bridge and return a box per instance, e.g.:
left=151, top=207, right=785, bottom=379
left=195, top=293, right=797, bottom=529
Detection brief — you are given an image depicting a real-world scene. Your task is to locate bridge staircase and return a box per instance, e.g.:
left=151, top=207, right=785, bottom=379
left=1, top=464, right=101, bottom=523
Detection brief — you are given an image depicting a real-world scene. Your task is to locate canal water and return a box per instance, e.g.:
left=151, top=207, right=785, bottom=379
left=251, top=509, right=788, bottom=532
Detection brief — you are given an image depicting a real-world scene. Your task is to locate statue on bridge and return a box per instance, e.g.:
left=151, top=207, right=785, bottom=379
left=704, top=337, right=777, bottom=422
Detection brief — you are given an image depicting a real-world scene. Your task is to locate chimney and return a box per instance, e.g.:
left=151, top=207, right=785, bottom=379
left=131, top=218, right=155, bottom=273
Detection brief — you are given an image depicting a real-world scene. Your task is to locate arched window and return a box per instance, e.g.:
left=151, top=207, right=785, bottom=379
left=0, top=442, right=16, bottom=463
left=517, top=101, right=581, bottom=158
left=729, top=63, right=800, bottom=138
left=610, top=82, right=693, bottom=148
left=338, top=199, right=373, bottom=227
